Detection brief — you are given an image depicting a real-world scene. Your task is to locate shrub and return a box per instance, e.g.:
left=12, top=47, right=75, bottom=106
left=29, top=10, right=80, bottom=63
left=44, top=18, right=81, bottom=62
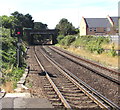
left=57, top=35, right=65, bottom=43
left=0, top=29, right=26, bottom=88
left=59, top=35, right=76, bottom=46
left=86, top=40, right=104, bottom=54
left=73, top=35, right=109, bottom=54
left=108, top=44, right=117, bottom=57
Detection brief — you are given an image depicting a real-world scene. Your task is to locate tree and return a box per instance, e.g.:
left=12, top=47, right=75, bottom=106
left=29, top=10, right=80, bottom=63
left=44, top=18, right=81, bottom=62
left=11, top=11, right=34, bottom=28
left=0, top=15, right=16, bottom=29
left=34, top=22, right=48, bottom=30
left=0, top=15, right=18, bottom=37
left=55, top=18, right=76, bottom=36
left=23, top=14, right=34, bottom=28
left=11, top=11, right=24, bottom=27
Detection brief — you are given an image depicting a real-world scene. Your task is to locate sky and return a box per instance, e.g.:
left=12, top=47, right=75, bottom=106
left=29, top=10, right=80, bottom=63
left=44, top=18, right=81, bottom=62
left=0, top=0, right=119, bottom=29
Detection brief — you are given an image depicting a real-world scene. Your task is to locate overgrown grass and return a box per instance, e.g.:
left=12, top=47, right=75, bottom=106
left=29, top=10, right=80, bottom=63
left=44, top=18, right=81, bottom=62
left=57, top=35, right=119, bottom=56
left=59, top=46, right=119, bottom=69
left=1, top=66, right=26, bottom=89
left=102, top=43, right=120, bottom=50
left=56, top=35, right=119, bottom=69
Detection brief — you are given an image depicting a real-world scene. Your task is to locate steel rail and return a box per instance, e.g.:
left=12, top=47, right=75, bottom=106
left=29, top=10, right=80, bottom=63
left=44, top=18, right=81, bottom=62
left=34, top=47, right=71, bottom=109
left=49, top=46, right=120, bottom=85
left=42, top=46, right=120, bottom=110
left=40, top=47, right=111, bottom=109
left=52, top=46, right=119, bottom=74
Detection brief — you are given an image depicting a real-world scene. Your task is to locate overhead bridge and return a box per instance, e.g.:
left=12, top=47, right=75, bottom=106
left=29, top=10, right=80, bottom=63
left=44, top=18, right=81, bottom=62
left=24, top=29, right=58, bottom=45
left=30, top=30, right=57, bottom=35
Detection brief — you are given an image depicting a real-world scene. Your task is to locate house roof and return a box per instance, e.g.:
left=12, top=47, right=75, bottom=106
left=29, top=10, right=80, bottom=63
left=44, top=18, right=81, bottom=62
left=84, top=18, right=111, bottom=28
left=111, top=17, right=118, bottom=27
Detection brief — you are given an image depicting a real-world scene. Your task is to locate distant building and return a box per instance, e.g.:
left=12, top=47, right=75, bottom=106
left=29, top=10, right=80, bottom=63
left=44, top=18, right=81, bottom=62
left=80, top=15, right=118, bottom=36
left=118, top=17, right=120, bottom=36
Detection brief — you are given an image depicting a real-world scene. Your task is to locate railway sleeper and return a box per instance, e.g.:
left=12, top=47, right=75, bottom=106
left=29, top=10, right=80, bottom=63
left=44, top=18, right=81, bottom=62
left=59, top=87, right=79, bottom=90
left=57, top=82, right=74, bottom=85
left=49, top=98, right=60, bottom=102
left=46, top=91, right=56, bottom=95
left=52, top=102, right=63, bottom=108
left=69, top=101, right=99, bottom=108
left=65, top=96, right=91, bottom=101
left=62, top=90, right=84, bottom=94
left=44, top=87, right=54, bottom=91
left=68, top=100, right=94, bottom=104
left=58, top=80, right=73, bottom=83
left=71, top=104, right=99, bottom=109
left=50, top=100, right=63, bottom=105
left=57, top=84, right=77, bottom=88
left=47, top=94, right=58, bottom=98
left=60, top=89, right=82, bottom=93
left=63, top=93, right=86, bottom=97
left=43, top=84, right=52, bottom=88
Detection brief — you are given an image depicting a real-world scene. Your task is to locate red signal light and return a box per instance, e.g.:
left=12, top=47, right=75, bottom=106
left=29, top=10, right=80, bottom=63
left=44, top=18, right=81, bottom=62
left=17, top=32, right=21, bottom=34
left=15, top=26, right=23, bottom=37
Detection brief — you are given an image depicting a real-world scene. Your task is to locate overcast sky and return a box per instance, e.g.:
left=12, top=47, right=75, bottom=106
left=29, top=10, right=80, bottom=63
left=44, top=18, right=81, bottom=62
left=0, top=0, right=119, bottom=29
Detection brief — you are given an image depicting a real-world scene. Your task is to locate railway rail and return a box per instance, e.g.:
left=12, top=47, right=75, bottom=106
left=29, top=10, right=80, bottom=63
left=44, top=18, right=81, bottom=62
left=42, top=46, right=119, bottom=106
left=33, top=46, right=120, bottom=109
left=48, top=46, right=120, bottom=85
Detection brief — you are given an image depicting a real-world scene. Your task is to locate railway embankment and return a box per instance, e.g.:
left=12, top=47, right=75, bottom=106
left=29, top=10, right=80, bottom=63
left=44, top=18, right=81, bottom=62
left=56, top=35, right=120, bottom=70
left=57, top=45, right=119, bottom=70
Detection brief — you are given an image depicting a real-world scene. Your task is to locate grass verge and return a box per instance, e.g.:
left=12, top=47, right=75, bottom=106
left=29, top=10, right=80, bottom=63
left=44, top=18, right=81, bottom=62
left=56, top=44, right=119, bottom=69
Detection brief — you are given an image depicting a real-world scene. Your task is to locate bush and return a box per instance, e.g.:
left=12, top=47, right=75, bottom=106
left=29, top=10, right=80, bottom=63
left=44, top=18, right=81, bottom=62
left=0, top=28, right=26, bottom=88
left=58, top=35, right=111, bottom=55
left=73, top=35, right=109, bottom=54
left=108, top=44, right=117, bottom=57
left=59, top=35, right=76, bottom=46
left=86, top=40, right=104, bottom=54
left=57, top=35, right=65, bottom=43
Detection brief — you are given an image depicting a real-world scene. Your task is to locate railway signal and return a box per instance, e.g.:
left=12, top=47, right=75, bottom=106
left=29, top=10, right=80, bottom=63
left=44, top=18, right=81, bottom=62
left=15, top=26, right=23, bottom=37
left=14, top=26, right=23, bottom=67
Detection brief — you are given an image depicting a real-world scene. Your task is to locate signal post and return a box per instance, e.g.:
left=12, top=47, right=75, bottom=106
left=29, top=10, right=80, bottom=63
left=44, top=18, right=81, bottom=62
left=15, top=26, right=23, bottom=67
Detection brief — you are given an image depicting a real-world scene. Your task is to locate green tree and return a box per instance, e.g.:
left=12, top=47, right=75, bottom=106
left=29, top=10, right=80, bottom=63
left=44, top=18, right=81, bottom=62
left=23, top=14, right=34, bottom=28
left=0, top=15, right=16, bottom=29
left=34, top=22, right=48, bottom=30
left=55, top=18, right=76, bottom=36
left=11, top=11, right=34, bottom=28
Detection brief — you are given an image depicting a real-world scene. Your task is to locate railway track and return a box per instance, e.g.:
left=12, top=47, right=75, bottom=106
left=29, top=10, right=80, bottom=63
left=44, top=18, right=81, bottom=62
left=34, top=46, right=120, bottom=109
left=42, top=46, right=119, bottom=106
left=49, top=46, right=120, bottom=85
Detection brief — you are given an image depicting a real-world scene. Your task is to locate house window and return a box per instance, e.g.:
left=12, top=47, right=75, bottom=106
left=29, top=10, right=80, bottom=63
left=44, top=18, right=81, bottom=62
left=104, top=28, right=106, bottom=31
left=94, top=28, right=97, bottom=32
left=89, top=28, right=92, bottom=31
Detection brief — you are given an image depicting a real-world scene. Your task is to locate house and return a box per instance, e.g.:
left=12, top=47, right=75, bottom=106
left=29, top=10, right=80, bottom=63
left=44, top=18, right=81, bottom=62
left=118, top=17, right=120, bottom=36
left=80, top=15, right=118, bottom=36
